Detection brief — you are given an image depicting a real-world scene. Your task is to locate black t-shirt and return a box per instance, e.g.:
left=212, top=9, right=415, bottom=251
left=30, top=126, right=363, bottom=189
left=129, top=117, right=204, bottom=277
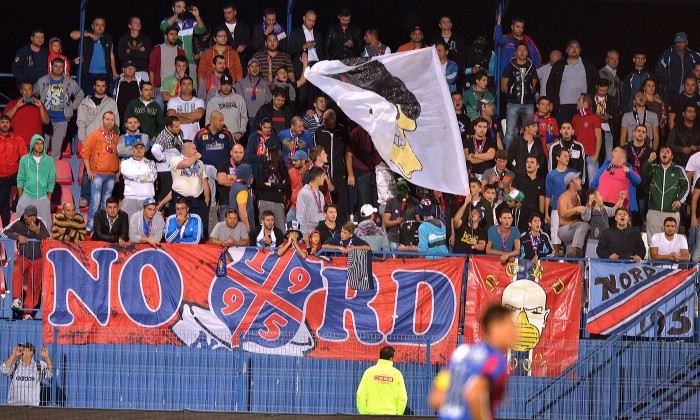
left=464, top=136, right=498, bottom=176
left=454, top=217, right=487, bottom=254
left=216, top=160, right=242, bottom=206
left=512, top=174, right=545, bottom=232
left=271, top=108, right=287, bottom=136
left=315, top=220, right=340, bottom=244
left=456, top=113, right=473, bottom=140
left=671, top=92, right=700, bottom=127
left=624, top=141, right=654, bottom=177
left=384, top=196, right=419, bottom=243
left=117, top=80, right=140, bottom=122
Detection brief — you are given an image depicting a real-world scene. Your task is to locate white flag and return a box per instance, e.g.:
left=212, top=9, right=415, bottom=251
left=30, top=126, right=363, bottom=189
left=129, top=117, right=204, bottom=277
left=305, top=48, right=469, bottom=196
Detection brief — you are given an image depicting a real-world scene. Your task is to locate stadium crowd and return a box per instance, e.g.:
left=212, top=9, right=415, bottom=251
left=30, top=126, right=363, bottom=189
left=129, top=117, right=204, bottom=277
left=2, top=2, right=700, bottom=319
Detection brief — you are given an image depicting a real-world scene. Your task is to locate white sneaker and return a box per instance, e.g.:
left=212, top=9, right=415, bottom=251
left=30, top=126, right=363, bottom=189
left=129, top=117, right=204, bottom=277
left=23, top=314, right=33, bottom=321
left=11, top=298, right=22, bottom=309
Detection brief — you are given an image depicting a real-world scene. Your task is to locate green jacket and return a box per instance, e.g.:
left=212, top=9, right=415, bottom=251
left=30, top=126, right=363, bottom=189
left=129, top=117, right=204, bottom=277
left=641, top=160, right=689, bottom=213
left=356, top=359, right=408, bottom=415
left=17, top=135, right=56, bottom=200
left=124, top=98, right=165, bottom=138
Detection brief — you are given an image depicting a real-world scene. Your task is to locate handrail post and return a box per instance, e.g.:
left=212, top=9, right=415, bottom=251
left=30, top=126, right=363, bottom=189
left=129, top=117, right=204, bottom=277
left=77, top=0, right=89, bottom=87
left=51, top=325, right=58, bottom=406
left=238, top=330, right=245, bottom=411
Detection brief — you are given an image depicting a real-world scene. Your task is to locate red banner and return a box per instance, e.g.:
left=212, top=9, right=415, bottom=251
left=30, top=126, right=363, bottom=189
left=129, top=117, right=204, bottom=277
left=42, top=240, right=465, bottom=363
left=465, top=256, right=582, bottom=377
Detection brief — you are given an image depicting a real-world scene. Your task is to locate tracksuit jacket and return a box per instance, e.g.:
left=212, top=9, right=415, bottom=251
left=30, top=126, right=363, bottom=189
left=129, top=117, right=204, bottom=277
left=494, top=24, right=541, bottom=80
left=17, top=135, right=56, bottom=200
left=641, top=161, right=689, bottom=213
left=655, top=46, right=700, bottom=100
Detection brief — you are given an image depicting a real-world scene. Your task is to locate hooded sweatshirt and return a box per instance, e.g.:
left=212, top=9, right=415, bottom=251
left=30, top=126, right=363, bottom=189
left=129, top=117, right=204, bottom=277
left=205, top=90, right=248, bottom=135
left=16, top=135, right=56, bottom=200
left=417, top=218, right=448, bottom=258
left=77, top=95, right=120, bottom=141
left=47, top=37, right=70, bottom=76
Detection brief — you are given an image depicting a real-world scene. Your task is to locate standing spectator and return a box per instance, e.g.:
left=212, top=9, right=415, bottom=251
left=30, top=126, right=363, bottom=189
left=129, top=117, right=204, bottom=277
left=507, top=117, right=546, bottom=176
left=557, top=173, right=590, bottom=257
left=288, top=10, right=325, bottom=110
left=164, top=198, right=203, bottom=244
left=124, top=81, right=165, bottom=140
left=253, top=34, right=294, bottom=82
left=479, top=98, right=504, bottom=150
left=545, top=148, right=577, bottom=256
left=257, top=146, right=289, bottom=231
left=0, top=116, right=27, bottom=227
left=235, top=58, right=273, bottom=130
left=287, top=150, right=308, bottom=222
left=376, top=163, right=395, bottom=218
left=593, top=79, right=621, bottom=161
left=383, top=180, right=419, bottom=251
left=596, top=208, right=646, bottom=261
left=2, top=206, right=50, bottom=320
left=51, top=202, right=85, bottom=245
left=622, top=52, right=656, bottom=113
left=120, top=139, right=157, bottom=218
left=227, top=163, right=255, bottom=233
left=532, top=96, right=559, bottom=154
left=161, top=56, right=198, bottom=105
left=355, top=205, right=390, bottom=251
left=591, top=147, right=641, bottom=212
left=148, top=26, right=186, bottom=109
left=463, top=72, right=493, bottom=120
left=209, top=207, right=250, bottom=247
left=35, top=58, right=84, bottom=160
left=1, top=343, right=53, bottom=406
left=303, top=95, right=326, bottom=135
left=547, top=40, right=598, bottom=124
left=71, top=17, right=118, bottom=95
left=430, top=15, right=466, bottom=73
left=668, top=77, right=700, bottom=130
left=117, top=16, right=152, bottom=80
left=650, top=218, right=690, bottom=263
left=251, top=7, right=287, bottom=53
left=465, top=118, right=497, bottom=179
left=322, top=221, right=371, bottom=252
left=599, top=50, right=622, bottom=106
left=347, top=125, right=382, bottom=214
left=279, top=116, right=312, bottom=165
left=501, top=42, right=538, bottom=149
left=361, top=28, right=391, bottom=57
left=249, top=210, right=284, bottom=248
left=486, top=207, right=521, bottom=264
left=435, top=41, right=458, bottom=93
left=316, top=203, right=341, bottom=244
left=453, top=92, right=473, bottom=143
left=92, top=197, right=129, bottom=246
left=198, top=28, right=243, bottom=84
left=655, top=32, right=700, bottom=102
left=217, top=4, right=251, bottom=57
left=519, top=213, right=553, bottom=263
left=397, top=26, right=426, bottom=53
left=356, top=346, right=407, bottom=416
left=641, top=79, right=667, bottom=132
left=572, top=93, right=602, bottom=180
left=537, top=50, right=562, bottom=98
left=3, top=83, right=49, bottom=149
left=494, top=14, right=541, bottom=81
left=160, top=1, right=206, bottom=77
left=206, top=74, right=247, bottom=142
left=325, top=6, right=362, bottom=60
left=296, top=166, right=326, bottom=237
left=193, top=111, right=234, bottom=169
left=196, top=55, right=228, bottom=105
left=163, top=141, right=210, bottom=234
left=254, top=89, right=294, bottom=135
left=11, top=29, right=49, bottom=88
left=482, top=150, right=514, bottom=203
left=245, top=118, right=281, bottom=180
left=49, top=38, right=72, bottom=76
left=216, top=143, right=245, bottom=220
left=548, top=122, right=586, bottom=180
left=16, top=136, right=55, bottom=231
left=315, top=109, right=350, bottom=224
left=669, top=105, right=700, bottom=167
left=512, top=156, right=546, bottom=233
left=82, top=112, right=120, bottom=233
left=620, top=91, right=660, bottom=149
left=399, top=199, right=449, bottom=258
left=464, top=36, right=494, bottom=87
left=302, top=145, right=333, bottom=204
left=453, top=201, right=488, bottom=255
left=624, top=126, right=653, bottom=179
left=167, top=76, right=205, bottom=140
left=129, top=197, right=165, bottom=247
left=582, top=188, right=624, bottom=259
left=642, top=148, right=689, bottom=238
left=117, top=116, right=151, bottom=159
left=111, top=61, right=143, bottom=125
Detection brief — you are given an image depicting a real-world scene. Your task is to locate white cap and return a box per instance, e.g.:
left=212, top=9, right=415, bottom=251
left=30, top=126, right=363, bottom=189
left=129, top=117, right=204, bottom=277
left=360, top=204, right=378, bottom=218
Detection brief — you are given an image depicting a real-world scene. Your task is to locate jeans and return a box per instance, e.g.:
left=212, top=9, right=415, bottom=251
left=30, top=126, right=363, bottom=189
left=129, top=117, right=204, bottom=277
left=355, top=172, right=377, bottom=211
left=155, top=87, right=165, bottom=111
left=217, top=204, right=229, bottom=222
left=87, top=174, right=116, bottom=231
left=586, top=156, right=599, bottom=184
left=504, top=103, right=534, bottom=150
left=691, top=226, right=700, bottom=262
left=603, top=131, right=614, bottom=161
left=286, top=207, right=297, bottom=223
left=81, top=169, right=91, bottom=203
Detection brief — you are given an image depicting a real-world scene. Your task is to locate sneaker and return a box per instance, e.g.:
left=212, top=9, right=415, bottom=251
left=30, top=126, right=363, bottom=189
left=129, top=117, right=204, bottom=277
left=79, top=198, right=89, bottom=208
left=11, top=298, right=22, bottom=309
left=23, top=314, right=33, bottom=321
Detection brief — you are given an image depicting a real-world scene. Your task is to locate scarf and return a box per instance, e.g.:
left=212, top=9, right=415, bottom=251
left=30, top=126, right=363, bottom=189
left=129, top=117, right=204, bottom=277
left=256, top=227, right=277, bottom=248
left=529, top=231, right=540, bottom=255
left=630, top=144, right=646, bottom=168
left=498, top=226, right=511, bottom=251
left=262, top=21, right=284, bottom=37
left=143, top=215, right=152, bottom=237
left=579, top=107, right=594, bottom=117
left=536, top=113, right=557, bottom=145
left=249, top=75, right=261, bottom=101
left=256, top=131, right=270, bottom=156
left=101, top=128, right=115, bottom=153
left=173, top=74, right=183, bottom=97
left=180, top=154, right=201, bottom=177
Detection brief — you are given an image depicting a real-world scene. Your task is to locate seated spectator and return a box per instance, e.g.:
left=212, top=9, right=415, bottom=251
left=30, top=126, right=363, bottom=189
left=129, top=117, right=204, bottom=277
left=257, top=146, right=289, bottom=231
left=1, top=205, right=49, bottom=320
left=193, top=110, right=234, bottom=169
left=399, top=200, right=449, bottom=258
left=667, top=104, right=700, bottom=167
left=208, top=207, right=249, bottom=247
left=216, top=143, right=245, bottom=221
left=482, top=150, right=515, bottom=203
left=519, top=212, right=553, bottom=263
left=383, top=179, right=419, bottom=251
left=205, top=74, right=247, bottom=142
left=16, top=135, right=54, bottom=232
left=165, top=198, right=203, bottom=244
left=279, top=116, right=313, bottom=165
left=642, top=147, right=688, bottom=238
left=649, top=217, right=690, bottom=263
left=152, top=116, right=184, bottom=203
left=228, top=163, right=255, bottom=233
left=117, top=115, right=151, bottom=158
left=355, top=204, right=390, bottom=251
left=596, top=208, right=646, bottom=261
left=304, top=230, right=323, bottom=257
left=277, top=221, right=307, bottom=258
left=129, top=197, right=165, bottom=248
left=120, top=139, right=157, bottom=219
left=166, top=76, right=205, bottom=140
left=297, top=166, right=327, bottom=237
left=465, top=118, right=497, bottom=179
left=2, top=82, right=49, bottom=149
left=92, top=197, right=129, bottom=246
left=196, top=55, right=228, bottom=103
left=161, top=55, right=198, bottom=105
left=486, top=207, right=521, bottom=264
left=124, top=81, right=164, bottom=140
left=245, top=117, right=281, bottom=181
left=316, top=203, right=341, bottom=244
left=591, top=147, right=641, bottom=211
left=249, top=209, right=284, bottom=248
left=322, top=221, right=371, bottom=253
left=51, top=202, right=86, bottom=245
left=507, top=117, right=546, bottom=176
left=287, top=150, right=308, bottom=222
left=556, top=173, right=590, bottom=257
left=582, top=188, right=625, bottom=259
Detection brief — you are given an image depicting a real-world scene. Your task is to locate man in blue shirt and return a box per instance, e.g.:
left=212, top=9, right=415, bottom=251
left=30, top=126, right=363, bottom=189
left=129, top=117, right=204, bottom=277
left=70, top=17, right=118, bottom=96
left=430, top=304, right=517, bottom=420
left=278, top=116, right=312, bottom=166
left=545, top=148, right=578, bottom=256
left=398, top=199, right=449, bottom=258
left=165, top=198, right=203, bottom=243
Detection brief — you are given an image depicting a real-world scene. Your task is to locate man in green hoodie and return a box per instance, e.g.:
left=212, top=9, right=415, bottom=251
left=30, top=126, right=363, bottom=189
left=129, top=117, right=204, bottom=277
left=16, top=135, right=56, bottom=230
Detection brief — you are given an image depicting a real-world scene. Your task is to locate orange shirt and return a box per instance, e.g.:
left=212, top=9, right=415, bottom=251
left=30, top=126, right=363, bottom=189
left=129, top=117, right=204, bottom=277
left=396, top=42, right=426, bottom=53
left=81, top=126, right=120, bottom=175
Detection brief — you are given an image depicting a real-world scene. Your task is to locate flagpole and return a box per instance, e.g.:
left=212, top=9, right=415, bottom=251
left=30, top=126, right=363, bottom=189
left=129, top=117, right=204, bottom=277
left=494, top=0, right=503, bottom=114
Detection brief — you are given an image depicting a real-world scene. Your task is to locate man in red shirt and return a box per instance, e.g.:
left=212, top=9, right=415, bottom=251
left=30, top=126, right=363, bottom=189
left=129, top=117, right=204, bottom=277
left=2, top=82, right=49, bottom=147
left=0, top=115, right=29, bottom=227
left=571, top=93, right=602, bottom=184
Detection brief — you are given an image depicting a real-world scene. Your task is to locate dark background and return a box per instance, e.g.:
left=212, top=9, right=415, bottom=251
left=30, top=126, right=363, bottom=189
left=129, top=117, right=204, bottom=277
left=2, top=0, right=699, bottom=98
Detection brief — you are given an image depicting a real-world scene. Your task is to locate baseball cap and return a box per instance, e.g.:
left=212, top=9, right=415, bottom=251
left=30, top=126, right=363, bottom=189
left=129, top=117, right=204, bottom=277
left=24, top=205, right=37, bottom=217
left=674, top=32, right=688, bottom=43
left=143, top=197, right=157, bottom=207
left=505, top=189, right=525, bottom=203
left=477, top=98, right=495, bottom=111
left=523, top=116, right=538, bottom=128
left=411, top=25, right=423, bottom=34
left=395, top=179, right=410, bottom=195
left=415, top=199, right=434, bottom=217
left=122, top=60, right=135, bottom=68
left=564, top=172, right=580, bottom=186
left=567, top=39, right=581, bottom=48
left=470, top=206, right=485, bottom=220
left=248, top=57, right=261, bottom=67
left=165, top=25, right=180, bottom=34
left=292, top=150, right=307, bottom=161
left=220, top=73, right=233, bottom=85
left=132, top=139, right=146, bottom=148
left=360, top=204, right=378, bottom=218
left=18, top=342, right=35, bottom=351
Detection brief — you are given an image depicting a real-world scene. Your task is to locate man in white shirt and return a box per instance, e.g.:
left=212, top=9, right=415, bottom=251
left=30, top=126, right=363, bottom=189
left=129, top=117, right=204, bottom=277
left=166, top=76, right=204, bottom=140
left=120, top=139, right=157, bottom=218
left=537, top=50, right=562, bottom=98
left=649, top=217, right=690, bottom=265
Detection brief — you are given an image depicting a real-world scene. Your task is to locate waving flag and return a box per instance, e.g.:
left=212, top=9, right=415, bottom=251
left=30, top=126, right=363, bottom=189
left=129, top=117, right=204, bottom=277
left=305, top=48, right=469, bottom=196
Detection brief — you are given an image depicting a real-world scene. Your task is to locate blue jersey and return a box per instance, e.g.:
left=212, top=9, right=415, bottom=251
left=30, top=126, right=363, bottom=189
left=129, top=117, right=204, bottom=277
left=438, top=342, right=508, bottom=420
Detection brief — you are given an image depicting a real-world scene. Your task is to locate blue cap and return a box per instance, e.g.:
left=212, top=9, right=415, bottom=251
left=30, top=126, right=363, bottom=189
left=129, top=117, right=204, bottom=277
left=292, top=150, right=307, bottom=161
left=143, top=197, right=157, bottom=207
left=285, top=220, right=302, bottom=237
left=122, top=60, right=135, bottom=68
left=415, top=198, right=434, bottom=217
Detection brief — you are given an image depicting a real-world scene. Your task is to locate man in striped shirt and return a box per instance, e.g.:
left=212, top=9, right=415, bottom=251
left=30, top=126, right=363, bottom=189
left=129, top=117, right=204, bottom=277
left=303, top=95, right=326, bottom=135
left=51, top=202, right=86, bottom=245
